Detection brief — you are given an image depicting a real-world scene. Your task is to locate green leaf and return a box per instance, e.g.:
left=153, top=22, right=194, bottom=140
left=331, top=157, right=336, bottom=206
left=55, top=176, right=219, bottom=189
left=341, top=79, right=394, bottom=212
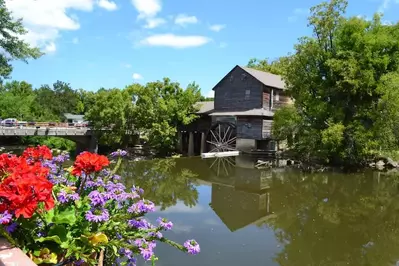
left=49, top=225, right=68, bottom=241
left=54, top=206, right=77, bottom=225
left=43, top=208, right=55, bottom=223
left=36, top=235, right=62, bottom=244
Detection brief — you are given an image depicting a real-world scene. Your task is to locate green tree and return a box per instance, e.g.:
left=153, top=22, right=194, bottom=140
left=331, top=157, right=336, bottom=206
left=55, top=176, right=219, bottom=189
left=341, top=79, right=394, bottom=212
left=247, top=57, right=290, bottom=75
left=270, top=0, right=399, bottom=164
left=34, top=81, right=81, bottom=121
left=131, top=78, right=201, bottom=154
left=0, top=0, right=42, bottom=82
left=85, top=87, right=137, bottom=147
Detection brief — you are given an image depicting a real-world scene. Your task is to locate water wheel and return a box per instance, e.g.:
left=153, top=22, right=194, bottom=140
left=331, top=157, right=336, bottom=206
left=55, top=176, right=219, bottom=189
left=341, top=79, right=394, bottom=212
left=207, top=156, right=236, bottom=177
left=206, top=121, right=237, bottom=153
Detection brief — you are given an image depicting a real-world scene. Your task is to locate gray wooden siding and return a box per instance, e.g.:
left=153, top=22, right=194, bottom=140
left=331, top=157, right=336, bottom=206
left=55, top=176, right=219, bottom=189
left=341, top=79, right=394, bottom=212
left=262, top=119, right=273, bottom=139
left=214, top=67, right=262, bottom=111
left=237, top=117, right=263, bottom=140
left=271, top=92, right=291, bottom=111
left=212, top=116, right=236, bottom=124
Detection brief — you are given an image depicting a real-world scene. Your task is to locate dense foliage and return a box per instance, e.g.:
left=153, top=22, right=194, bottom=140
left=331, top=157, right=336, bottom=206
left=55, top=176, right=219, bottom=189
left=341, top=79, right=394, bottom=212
left=250, top=0, right=399, bottom=165
left=0, top=146, right=200, bottom=265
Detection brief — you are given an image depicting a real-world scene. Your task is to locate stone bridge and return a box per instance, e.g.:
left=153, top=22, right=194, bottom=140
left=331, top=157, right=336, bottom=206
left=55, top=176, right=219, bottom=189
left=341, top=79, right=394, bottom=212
left=0, top=127, right=98, bottom=153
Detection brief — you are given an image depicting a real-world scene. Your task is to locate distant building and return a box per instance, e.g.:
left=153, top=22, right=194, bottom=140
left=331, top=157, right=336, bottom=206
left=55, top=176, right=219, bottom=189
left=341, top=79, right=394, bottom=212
left=179, top=65, right=293, bottom=155
left=63, top=113, right=85, bottom=124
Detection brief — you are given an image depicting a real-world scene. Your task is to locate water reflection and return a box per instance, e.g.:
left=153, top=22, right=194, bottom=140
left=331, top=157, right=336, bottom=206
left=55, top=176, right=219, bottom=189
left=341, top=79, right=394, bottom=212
left=121, top=156, right=399, bottom=266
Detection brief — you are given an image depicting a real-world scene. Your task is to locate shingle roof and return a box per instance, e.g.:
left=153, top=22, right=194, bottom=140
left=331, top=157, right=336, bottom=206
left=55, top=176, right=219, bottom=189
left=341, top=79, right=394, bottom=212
left=209, top=108, right=274, bottom=117
left=239, top=66, right=285, bottom=90
left=194, top=101, right=214, bottom=114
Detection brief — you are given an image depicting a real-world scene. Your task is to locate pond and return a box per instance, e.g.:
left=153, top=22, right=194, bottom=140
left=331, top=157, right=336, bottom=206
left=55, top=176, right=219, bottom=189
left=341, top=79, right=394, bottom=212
left=119, top=155, right=399, bottom=266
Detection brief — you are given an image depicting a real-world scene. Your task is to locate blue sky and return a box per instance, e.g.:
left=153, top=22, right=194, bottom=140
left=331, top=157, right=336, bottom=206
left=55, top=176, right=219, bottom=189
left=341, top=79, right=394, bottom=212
left=5, top=0, right=399, bottom=97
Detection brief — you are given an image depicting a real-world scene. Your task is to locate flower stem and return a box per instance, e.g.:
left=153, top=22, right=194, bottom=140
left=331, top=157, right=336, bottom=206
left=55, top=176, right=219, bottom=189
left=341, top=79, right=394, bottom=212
left=35, top=210, right=48, bottom=228
left=0, top=225, right=17, bottom=246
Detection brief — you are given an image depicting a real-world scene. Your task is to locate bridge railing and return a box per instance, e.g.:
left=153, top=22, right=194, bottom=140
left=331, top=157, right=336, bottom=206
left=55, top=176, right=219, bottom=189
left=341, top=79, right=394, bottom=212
left=0, top=122, right=90, bottom=128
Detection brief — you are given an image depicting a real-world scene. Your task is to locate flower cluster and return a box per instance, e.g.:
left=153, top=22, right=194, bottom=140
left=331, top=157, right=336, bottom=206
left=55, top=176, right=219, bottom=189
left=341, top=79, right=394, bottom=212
left=71, top=151, right=110, bottom=176
left=0, top=145, right=199, bottom=266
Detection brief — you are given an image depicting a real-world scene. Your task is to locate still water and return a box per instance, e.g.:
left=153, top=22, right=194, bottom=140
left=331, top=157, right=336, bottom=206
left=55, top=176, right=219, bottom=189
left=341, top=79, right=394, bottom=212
left=119, top=155, right=399, bottom=266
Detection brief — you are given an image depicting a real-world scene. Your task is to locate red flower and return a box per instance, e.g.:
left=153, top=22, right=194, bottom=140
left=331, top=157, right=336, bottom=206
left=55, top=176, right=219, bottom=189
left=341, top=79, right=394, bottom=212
left=0, top=154, right=54, bottom=218
left=22, top=145, right=53, bottom=161
left=71, top=152, right=110, bottom=176
left=0, top=170, right=54, bottom=218
left=0, top=154, right=21, bottom=176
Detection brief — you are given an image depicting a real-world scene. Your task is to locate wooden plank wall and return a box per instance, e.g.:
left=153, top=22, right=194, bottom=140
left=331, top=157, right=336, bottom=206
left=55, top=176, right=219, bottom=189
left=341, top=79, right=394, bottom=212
left=214, top=67, right=262, bottom=111
left=236, top=117, right=263, bottom=140
left=262, top=119, right=273, bottom=139
left=272, top=93, right=292, bottom=111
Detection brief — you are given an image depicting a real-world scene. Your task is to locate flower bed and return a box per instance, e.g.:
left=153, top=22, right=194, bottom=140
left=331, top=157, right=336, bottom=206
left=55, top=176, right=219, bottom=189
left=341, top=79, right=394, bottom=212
left=0, top=146, right=199, bottom=265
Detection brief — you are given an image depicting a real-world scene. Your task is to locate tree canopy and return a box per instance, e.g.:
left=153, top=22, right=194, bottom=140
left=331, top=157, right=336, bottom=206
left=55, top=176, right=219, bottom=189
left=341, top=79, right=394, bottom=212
left=251, top=0, right=399, bottom=165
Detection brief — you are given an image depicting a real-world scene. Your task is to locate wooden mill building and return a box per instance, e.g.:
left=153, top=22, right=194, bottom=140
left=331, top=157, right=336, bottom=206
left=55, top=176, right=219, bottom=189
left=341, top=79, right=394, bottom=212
left=178, top=65, right=292, bottom=156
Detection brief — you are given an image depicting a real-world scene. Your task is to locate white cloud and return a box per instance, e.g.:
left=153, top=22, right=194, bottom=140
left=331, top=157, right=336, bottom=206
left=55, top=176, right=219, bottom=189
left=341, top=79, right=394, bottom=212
left=5, top=0, right=117, bottom=53
left=97, top=0, right=117, bottom=11
left=44, top=42, right=56, bottom=53
left=131, top=0, right=161, bottom=18
left=124, top=63, right=132, bottom=68
left=159, top=202, right=204, bottom=214
left=72, top=37, right=79, bottom=44
left=140, top=34, right=211, bottom=48
left=209, top=24, right=226, bottom=32
left=132, top=73, right=143, bottom=80
left=144, top=18, right=166, bottom=29
left=131, top=0, right=165, bottom=28
left=206, top=90, right=214, bottom=98
left=175, top=14, right=198, bottom=26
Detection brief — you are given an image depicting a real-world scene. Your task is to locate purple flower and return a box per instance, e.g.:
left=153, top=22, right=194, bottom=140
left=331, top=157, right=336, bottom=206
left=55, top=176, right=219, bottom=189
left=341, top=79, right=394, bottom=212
left=73, top=259, right=85, bottom=265
left=119, top=248, right=133, bottom=259
left=184, top=240, right=200, bottom=255
left=110, top=149, right=128, bottom=158
left=111, top=174, right=121, bottom=181
left=0, top=211, right=12, bottom=224
left=127, top=258, right=137, bottom=266
left=105, top=182, right=126, bottom=194
left=5, top=222, right=18, bottom=234
left=128, top=218, right=152, bottom=229
left=85, top=208, right=110, bottom=223
left=131, top=185, right=144, bottom=195
left=127, top=200, right=155, bottom=214
left=88, top=191, right=107, bottom=206
left=140, top=248, right=153, bottom=261
left=148, top=231, right=163, bottom=239
left=157, top=217, right=173, bottom=230
left=53, top=153, right=70, bottom=164
left=37, top=231, right=47, bottom=237
left=42, top=161, right=57, bottom=173
left=57, top=190, right=80, bottom=203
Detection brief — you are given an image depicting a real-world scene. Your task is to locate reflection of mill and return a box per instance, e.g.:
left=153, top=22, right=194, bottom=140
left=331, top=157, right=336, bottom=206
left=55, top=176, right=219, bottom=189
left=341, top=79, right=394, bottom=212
left=207, top=156, right=236, bottom=178
left=208, top=155, right=276, bottom=232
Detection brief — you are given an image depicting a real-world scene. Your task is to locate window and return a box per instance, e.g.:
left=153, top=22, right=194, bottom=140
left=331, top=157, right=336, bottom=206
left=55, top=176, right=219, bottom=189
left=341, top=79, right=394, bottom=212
left=245, top=89, right=250, bottom=100
left=275, top=91, right=280, bottom=102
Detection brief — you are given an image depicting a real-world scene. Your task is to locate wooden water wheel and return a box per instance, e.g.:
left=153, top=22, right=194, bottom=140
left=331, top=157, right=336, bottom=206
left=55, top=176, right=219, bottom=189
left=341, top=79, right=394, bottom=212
left=206, top=121, right=237, bottom=153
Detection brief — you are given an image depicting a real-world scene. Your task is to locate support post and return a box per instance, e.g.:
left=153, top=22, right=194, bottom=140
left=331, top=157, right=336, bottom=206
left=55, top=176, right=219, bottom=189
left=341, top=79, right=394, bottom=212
left=89, top=136, right=98, bottom=153
left=188, top=132, right=194, bottom=156
left=177, top=131, right=183, bottom=153
left=200, top=132, right=206, bottom=154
